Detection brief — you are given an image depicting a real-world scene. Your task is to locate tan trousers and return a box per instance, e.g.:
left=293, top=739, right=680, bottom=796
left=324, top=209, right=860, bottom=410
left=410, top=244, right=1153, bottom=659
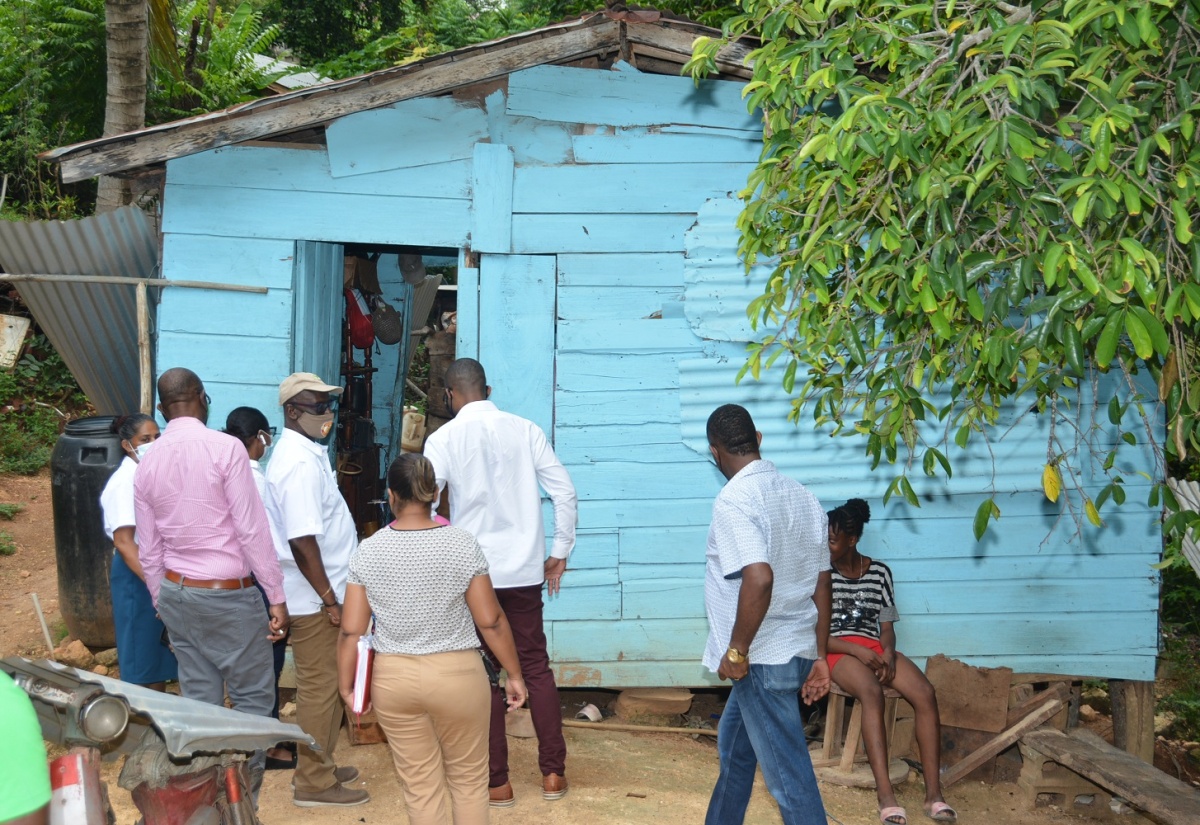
left=373, top=650, right=491, bottom=825
left=290, top=611, right=344, bottom=793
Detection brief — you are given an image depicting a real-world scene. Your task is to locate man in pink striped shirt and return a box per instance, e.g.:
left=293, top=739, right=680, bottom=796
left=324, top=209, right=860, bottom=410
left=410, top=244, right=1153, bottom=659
left=134, top=367, right=289, bottom=803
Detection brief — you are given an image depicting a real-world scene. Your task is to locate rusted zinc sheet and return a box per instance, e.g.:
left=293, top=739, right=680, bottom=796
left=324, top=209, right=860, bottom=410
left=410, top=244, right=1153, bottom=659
left=0, top=206, right=159, bottom=414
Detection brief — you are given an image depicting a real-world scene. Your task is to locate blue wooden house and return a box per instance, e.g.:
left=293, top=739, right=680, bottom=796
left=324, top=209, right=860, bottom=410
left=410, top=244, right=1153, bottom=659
left=46, top=12, right=1161, bottom=687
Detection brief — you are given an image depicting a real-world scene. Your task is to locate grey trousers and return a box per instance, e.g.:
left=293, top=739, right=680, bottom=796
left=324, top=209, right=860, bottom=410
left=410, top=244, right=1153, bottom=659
left=157, top=578, right=276, bottom=801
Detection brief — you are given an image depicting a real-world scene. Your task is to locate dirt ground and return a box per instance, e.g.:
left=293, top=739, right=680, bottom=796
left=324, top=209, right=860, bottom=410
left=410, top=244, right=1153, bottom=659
left=0, top=470, right=1178, bottom=824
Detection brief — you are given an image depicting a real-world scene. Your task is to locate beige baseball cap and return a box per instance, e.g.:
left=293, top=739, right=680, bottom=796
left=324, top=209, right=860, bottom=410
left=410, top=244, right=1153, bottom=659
left=279, top=372, right=344, bottom=405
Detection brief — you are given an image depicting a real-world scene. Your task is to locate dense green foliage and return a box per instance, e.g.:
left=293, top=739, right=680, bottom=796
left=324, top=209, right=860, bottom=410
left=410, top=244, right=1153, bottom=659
left=277, top=0, right=741, bottom=78
left=0, top=334, right=87, bottom=475
left=1161, top=562, right=1200, bottom=738
left=0, top=0, right=106, bottom=217
left=262, top=0, right=410, bottom=63
left=0, top=0, right=290, bottom=216
left=307, top=0, right=549, bottom=78
left=157, top=1, right=284, bottom=117
left=690, top=0, right=1200, bottom=550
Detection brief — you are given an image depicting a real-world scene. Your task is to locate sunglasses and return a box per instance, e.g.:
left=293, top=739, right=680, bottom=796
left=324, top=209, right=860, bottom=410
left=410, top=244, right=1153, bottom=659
left=289, top=401, right=337, bottom=415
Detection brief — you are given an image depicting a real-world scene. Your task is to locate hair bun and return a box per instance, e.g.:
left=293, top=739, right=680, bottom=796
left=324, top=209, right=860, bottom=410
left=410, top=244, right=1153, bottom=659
left=846, top=498, right=871, bottom=524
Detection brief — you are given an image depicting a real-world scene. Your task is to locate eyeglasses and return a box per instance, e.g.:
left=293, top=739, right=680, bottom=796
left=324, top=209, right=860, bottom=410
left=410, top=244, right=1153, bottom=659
left=289, top=400, right=337, bottom=415
left=202, top=393, right=211, bottom=407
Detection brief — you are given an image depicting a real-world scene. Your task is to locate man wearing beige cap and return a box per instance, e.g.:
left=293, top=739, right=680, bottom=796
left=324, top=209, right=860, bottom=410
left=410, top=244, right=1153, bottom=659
left=266, top=373, right=368, bottom=808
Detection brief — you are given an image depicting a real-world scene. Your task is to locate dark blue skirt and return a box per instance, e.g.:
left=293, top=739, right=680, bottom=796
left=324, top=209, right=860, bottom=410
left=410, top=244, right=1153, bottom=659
left=109, top=552, right=178, bottom=684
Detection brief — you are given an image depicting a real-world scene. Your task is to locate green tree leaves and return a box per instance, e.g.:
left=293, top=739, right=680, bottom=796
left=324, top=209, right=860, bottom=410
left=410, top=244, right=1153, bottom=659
left=693, top=0, right=1200, bottom=547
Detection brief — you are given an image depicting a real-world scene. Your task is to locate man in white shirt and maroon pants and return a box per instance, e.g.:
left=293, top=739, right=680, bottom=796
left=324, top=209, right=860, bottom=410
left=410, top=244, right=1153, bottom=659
left=424, top=358, right=577, bottom=807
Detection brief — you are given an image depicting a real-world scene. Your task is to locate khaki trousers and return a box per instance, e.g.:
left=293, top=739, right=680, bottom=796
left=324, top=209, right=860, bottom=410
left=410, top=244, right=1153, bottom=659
left=290, top=611, right=344, bottom=793
left=373, top=650, right=491, bottom=825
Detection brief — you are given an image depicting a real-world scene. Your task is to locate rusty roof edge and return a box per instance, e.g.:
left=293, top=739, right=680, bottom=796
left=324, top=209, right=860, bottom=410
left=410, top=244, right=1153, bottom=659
left=41, top=13, right=634, bottom=166
left=41, top=13, right=740, bottom=182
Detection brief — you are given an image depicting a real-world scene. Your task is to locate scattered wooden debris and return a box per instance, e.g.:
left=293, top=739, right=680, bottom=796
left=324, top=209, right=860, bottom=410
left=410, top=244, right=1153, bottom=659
left=942, top=695, right=1066, bottom=788
left=1021, top=728, right=1200, bottom=825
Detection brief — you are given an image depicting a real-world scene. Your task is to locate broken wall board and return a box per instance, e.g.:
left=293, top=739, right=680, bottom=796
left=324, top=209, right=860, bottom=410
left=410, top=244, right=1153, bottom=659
left=505, top=64, right=759, bottom=131
left=925, top=654, right=1014, bottom=733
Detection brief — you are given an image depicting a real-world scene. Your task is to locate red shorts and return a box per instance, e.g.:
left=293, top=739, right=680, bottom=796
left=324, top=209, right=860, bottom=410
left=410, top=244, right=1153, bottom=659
left=827, top=635, right=884, bottom=673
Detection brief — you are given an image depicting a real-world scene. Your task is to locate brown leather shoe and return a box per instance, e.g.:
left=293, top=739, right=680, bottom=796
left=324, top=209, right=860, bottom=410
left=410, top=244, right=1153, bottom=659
left=292, top=782, right=370, bottom=808
left=543, top=773, right=569, bottom=800
left=489, top=782, right=515, bottom=808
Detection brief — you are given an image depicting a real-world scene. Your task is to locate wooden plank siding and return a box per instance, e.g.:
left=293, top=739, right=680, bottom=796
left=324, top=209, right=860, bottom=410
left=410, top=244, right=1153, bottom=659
left=149, top=60, right=1162, bottom=687
left=155, top=233, right=300, bottom=432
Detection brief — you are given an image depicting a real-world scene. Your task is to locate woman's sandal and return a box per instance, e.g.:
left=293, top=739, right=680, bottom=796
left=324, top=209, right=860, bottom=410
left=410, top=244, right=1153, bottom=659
left=925, top=802, right=958, bottom=823
left=879, top=806, right=907, bottom=825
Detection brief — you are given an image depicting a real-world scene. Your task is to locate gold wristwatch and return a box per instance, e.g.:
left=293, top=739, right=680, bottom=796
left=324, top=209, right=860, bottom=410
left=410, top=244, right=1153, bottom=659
left=725, top=646, right=747, bottom=664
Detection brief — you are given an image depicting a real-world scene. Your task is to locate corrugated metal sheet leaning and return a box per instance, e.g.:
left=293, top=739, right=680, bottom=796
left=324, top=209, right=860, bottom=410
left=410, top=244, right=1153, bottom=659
left=0, top=206, right=159, bottom=414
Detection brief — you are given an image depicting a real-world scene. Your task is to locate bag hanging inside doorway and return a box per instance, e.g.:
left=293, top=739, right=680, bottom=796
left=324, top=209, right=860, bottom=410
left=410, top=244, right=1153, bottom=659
left=370, top=295, right=404, bottom=345
left=345, top=288, right=375, bottom=349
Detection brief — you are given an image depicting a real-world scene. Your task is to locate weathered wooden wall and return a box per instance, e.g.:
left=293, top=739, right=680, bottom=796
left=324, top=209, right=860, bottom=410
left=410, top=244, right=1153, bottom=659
left=154, top=61, right=1161, bottom=686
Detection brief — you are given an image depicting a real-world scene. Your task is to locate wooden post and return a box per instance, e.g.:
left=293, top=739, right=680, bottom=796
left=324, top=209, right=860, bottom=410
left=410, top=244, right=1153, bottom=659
left=1110, top=679, right=1155, bottom=764
left=136, top=281, right=152, bottom=414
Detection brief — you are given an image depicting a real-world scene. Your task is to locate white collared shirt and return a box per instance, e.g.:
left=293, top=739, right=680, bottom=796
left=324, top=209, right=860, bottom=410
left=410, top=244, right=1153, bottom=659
left=249, top=459, right=292, bottom=566
left=100, top=456, right=138, bottom=541
left=703, top=459, right=829, bottom=670
left=423, top=400, right=577, bottom=589
left=265, top=428, right=356, bottom=615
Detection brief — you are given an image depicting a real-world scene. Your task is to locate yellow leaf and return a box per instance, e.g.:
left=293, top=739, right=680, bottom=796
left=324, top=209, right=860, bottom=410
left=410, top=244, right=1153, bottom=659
left=1042, top=463, right=1062, bottom=503
left=948, top=19, right=967, bottom=32
left=1085, top=497, right=1103, bottom=527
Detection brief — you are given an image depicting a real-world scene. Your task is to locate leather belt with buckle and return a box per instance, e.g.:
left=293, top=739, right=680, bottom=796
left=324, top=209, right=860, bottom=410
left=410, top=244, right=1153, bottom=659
left=165, top=570, right=254, bottom=590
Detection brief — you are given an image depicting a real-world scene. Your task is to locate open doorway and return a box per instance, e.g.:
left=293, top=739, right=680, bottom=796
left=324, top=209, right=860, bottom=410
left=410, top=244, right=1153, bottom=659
left=335, top=244, right=456, bottom=535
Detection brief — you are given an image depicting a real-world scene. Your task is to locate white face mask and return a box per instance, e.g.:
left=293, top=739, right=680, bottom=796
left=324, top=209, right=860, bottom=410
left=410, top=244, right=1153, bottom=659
left=134, top=442, right=154, bottom=462
left=257, top=432, right=273, bottom=460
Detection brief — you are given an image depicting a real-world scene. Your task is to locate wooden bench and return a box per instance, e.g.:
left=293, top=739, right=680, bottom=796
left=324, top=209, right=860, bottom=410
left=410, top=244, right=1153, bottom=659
left=1019, top=728, right=1200, bottom=825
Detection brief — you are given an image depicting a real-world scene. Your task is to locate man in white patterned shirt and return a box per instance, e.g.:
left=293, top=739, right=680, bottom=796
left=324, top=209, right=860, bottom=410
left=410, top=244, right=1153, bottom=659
left=702, top=404, right=832, bottom=825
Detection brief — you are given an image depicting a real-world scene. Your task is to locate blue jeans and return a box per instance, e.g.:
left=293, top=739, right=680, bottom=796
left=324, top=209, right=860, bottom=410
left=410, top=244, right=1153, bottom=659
left=706, top=656, right=827, bottom=825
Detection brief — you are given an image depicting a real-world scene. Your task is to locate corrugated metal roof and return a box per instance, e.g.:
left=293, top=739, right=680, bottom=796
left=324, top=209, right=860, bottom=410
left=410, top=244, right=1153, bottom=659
left=0, top=206, right=159, bottom=414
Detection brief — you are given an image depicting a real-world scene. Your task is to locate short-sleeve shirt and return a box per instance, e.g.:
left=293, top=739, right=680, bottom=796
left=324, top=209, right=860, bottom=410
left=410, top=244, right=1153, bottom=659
left=0, top=672, right=51, bottom=820
left=703, top=460, right=829, bottom=670
left=100, top=456, right=138, bottom=541
left=348, top=525, right=489, bottom=655
left=249, top=461, right=291, bottom=562
left=265, top=428, right=357, bottom=616
left=831, top=559, right=899, bottom=640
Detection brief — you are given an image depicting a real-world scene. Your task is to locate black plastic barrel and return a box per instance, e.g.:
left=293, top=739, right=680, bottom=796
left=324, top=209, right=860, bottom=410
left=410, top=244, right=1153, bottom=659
left=51, top=415, right=121, bottom=648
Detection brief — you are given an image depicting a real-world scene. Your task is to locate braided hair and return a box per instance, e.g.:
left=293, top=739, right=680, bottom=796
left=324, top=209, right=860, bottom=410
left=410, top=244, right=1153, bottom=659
left=828, top=498, right=871, bottom=539
left=706, top=404, right=759, bottom=456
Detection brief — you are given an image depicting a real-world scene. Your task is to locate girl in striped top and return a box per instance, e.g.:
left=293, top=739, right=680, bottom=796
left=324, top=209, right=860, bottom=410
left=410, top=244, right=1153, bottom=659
left=828, top=498, right=956, bottom=825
